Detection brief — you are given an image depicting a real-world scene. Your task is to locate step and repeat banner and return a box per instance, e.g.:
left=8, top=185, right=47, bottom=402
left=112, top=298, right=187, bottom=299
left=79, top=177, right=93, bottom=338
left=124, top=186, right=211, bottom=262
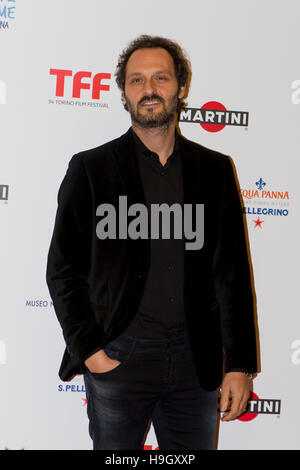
left=0, top=0, right=299, bottom=450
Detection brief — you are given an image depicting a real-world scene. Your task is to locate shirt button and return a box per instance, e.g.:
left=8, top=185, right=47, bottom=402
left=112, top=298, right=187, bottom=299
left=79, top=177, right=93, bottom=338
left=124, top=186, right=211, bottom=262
left=161, top=171, right=166, bottom=176
left=167, top=265, right=172, bottom=270
left=169, top=297, right=175, bottom=303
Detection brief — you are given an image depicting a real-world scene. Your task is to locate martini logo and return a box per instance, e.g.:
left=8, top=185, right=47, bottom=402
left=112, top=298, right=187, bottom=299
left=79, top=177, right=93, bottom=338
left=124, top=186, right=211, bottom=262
left=49, top=69, right=111, bottom=109
left=179, top=101, right=249, bottom=132
left=238, top=392, right=281, bottom=422
left=0, top=184, right=9, bottom=201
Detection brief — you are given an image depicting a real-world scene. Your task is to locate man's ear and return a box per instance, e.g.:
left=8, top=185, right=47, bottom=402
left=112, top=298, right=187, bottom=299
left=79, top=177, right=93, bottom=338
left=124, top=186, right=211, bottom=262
left=178, top=85, right=186, bottom=100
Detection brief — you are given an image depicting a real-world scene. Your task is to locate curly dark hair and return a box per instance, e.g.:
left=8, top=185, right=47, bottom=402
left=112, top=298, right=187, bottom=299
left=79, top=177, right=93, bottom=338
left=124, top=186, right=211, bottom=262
left=115, top=35, right=191, bottom=112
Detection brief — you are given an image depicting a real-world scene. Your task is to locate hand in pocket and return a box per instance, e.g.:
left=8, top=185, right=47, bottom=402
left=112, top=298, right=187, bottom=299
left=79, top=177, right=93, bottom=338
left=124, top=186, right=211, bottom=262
left=85, top=349, right=121, bottom=373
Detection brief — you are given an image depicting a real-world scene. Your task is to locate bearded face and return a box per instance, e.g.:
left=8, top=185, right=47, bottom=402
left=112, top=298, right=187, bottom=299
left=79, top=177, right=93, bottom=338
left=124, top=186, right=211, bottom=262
left=123, top=47, right=185, bottom=130
left=123, top=90, right=179, bottom=129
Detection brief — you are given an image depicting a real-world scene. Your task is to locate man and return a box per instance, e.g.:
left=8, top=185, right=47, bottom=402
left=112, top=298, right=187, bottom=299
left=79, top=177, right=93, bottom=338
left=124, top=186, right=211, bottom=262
left=46, top=35, right=258, bottom=450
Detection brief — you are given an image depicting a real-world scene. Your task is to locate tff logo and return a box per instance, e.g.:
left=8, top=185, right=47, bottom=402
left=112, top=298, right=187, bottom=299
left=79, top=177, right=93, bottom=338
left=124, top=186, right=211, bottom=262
left=179, top=101, right=249, bottom=132
left=238, top=392, right=281, bottom=422
left=50, top=69, right=111, bottom=99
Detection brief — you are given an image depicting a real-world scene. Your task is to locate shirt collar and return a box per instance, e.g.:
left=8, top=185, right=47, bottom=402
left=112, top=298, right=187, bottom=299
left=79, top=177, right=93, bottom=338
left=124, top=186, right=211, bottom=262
left=130, top=127, right=180, bottom=162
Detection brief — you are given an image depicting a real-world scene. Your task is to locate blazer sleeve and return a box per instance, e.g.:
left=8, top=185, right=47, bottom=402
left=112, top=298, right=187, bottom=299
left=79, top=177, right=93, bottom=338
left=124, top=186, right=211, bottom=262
left=46, top=154, right=105, bottom=367
left=212, top=156, right=258, bottom=373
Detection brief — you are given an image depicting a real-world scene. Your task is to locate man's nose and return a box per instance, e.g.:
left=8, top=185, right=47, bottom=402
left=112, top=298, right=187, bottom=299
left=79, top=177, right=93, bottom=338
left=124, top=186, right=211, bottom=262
left=143, top=77, right=157, bottom=95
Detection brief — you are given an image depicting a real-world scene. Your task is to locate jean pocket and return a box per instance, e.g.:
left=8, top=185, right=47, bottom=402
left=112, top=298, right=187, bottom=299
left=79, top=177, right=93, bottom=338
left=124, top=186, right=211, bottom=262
left=88, top=361, right=124, bottom=377
left=87, top=348, right=125, bottom=377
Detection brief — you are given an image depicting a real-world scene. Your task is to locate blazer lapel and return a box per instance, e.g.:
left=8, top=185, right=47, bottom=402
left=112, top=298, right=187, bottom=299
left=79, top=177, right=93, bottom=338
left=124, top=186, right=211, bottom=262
left=178, top=133, right=202, bottom=206
left=112, top=128, right=147, bottom=207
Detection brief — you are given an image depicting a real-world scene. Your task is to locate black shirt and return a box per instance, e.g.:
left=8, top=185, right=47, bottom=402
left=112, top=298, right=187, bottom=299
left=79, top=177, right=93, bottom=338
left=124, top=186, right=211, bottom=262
left=122, top=129, right=253, bottom=374
left=123, top=128, right=186, bottom=339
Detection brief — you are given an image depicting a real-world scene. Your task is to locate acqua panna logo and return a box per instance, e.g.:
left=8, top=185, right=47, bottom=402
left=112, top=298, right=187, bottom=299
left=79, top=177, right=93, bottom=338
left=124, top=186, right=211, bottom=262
left=241, top=177, right=290, bottom=226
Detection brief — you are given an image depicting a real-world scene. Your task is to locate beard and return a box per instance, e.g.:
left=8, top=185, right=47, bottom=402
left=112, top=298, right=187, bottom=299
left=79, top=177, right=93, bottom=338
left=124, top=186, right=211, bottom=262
left=124, top=91, right=179, bottom=129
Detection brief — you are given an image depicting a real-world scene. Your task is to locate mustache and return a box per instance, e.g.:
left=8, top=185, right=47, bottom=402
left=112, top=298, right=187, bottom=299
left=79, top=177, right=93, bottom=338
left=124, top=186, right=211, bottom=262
left=138, top=94, right=164, bottom=106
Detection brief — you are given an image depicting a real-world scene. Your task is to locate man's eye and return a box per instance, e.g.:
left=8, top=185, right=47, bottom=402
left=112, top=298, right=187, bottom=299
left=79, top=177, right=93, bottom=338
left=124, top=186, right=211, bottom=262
left=157, top=76, right=167, bottom=81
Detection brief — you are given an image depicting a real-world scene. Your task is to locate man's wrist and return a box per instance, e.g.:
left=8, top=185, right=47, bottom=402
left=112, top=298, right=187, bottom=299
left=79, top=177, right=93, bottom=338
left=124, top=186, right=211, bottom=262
left=84, top=349, right=106, bottom=367
left=225, top=369, right=256, bottom=380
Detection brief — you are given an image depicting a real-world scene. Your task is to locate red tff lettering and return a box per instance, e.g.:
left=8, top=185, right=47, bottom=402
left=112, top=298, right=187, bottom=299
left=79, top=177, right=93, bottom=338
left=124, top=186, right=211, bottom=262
left=50, top=69, right=111, bottom=99
left=50, top=69, right=72, bottom=97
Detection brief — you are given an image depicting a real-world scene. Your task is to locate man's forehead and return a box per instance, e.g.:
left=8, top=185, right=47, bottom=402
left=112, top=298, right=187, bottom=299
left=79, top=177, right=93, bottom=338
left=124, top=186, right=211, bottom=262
left=126, top=47, right=175, bottom=73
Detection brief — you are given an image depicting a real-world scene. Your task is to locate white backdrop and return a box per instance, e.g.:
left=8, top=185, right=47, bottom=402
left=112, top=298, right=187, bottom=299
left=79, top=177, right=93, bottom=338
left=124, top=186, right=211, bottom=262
left=0, top=0, right=299, bottom=450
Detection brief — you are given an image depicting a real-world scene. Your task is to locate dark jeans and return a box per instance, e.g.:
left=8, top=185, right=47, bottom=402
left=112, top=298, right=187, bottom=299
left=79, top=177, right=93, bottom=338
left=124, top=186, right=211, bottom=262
left=83, top=330, right=218, bottom=450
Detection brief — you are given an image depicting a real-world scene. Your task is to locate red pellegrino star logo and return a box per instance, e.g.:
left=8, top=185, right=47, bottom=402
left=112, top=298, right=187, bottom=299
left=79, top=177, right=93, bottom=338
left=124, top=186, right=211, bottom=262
left=253, top=217, right=264, bottom=228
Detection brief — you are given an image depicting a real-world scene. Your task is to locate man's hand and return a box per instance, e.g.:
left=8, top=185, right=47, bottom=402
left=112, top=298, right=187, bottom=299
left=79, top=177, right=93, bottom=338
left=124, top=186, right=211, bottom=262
left=85, top=349, right=121, bottom=373
left=219, top=372, right=251, bottom=422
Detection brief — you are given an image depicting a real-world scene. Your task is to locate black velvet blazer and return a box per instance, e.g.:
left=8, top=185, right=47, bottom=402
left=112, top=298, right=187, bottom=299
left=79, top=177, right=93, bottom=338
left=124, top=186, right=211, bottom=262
left=46, top=128, right=258, bottom=391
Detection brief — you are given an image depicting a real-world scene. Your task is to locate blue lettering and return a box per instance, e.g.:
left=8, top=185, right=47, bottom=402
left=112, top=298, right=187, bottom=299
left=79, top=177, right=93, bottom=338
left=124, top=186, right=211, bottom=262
left=0, top=6, right=14, bottom=18
left=58, top=384, right=86, bottom=392
left=8, top=6, right=15, bottom=18
left=245, top=207, right=288, bottom=217
left=0, top=0, right=15, bottom=19
left=247, top=207, right=257, bottom=214
left=26, top=300, right=49, bottom=307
